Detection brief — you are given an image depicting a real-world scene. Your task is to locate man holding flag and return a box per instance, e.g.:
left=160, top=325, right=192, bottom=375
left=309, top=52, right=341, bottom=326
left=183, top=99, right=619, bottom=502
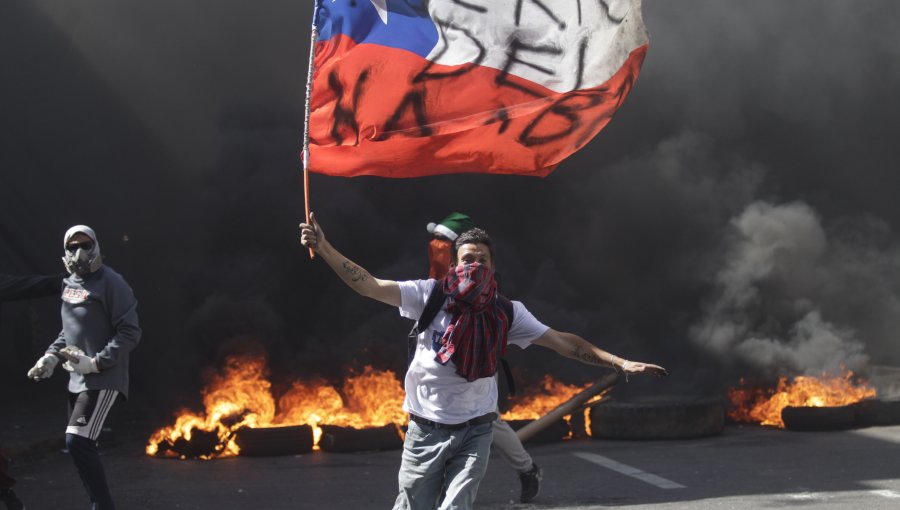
left=299, top=214, right=667, bottom=509
left=299, top=3, right=655, bottom=505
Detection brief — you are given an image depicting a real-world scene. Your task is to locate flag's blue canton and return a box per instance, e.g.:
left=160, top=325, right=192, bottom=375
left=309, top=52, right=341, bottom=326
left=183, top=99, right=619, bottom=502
left=316, top=0, right=439, bottom=59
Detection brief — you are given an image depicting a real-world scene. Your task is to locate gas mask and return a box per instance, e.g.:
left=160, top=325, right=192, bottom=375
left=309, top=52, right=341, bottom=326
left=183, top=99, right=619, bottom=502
left=62, top=225, right=103, bottom=276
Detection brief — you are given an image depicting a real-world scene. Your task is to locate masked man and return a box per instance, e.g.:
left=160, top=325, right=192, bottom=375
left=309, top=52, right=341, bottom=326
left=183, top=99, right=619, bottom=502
left=27, top=225, right=141, bottom=510
left=300, top=214, right=667, bottom=510
left=425, top=213, right=543, bottom=503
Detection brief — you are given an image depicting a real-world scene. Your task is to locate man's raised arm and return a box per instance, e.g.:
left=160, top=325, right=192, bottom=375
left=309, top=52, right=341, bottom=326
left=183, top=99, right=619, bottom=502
left=299, top=212, right=401, bottom=307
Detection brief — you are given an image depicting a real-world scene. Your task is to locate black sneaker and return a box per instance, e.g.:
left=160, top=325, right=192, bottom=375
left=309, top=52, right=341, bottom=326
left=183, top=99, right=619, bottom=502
left=519, top=462, right=542, bottom=503
left=0, top=488, right=25, bottom=510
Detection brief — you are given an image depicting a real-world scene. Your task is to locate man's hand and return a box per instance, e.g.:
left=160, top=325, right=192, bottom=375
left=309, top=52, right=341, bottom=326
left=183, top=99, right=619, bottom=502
left=621, top=360, right=668, bottom=377
left=299, top=212, right=326, bottom=251
left=27, top=353, right=59, bottom=381
left=60, top=346, right=100, bottom=375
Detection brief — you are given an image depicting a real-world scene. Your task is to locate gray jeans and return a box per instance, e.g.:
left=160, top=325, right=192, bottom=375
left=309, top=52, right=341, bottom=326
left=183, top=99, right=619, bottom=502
left=393, top=420, right=494, bottom=510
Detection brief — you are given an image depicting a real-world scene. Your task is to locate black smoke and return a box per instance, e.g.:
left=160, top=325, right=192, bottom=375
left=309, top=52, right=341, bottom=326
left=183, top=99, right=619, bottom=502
left=2, top=0, right=900, bottom=421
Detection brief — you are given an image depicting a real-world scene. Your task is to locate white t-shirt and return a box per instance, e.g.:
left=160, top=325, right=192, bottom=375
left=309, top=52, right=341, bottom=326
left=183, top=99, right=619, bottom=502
left=398, top=279, right=550, bottom=424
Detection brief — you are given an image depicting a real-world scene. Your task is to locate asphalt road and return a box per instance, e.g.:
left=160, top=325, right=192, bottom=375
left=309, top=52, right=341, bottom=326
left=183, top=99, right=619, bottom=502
left=9, top=424, right=900, bottom=509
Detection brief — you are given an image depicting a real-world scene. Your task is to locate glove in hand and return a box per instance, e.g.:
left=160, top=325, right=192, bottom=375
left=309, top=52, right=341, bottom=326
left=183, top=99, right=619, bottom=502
left=27, top=353, right=59, bottom=381
left=60, top=346, right=99, bottom=375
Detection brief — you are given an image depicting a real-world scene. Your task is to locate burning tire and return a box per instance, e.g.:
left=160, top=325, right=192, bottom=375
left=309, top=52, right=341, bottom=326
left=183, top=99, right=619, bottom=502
left=781, top=404, right=856, bottom=431
left=589, top=396, right=724, bottom=439
left=319, top=424, right=403, bottom=453
left=854, top=399, right=900, bottom=427
left=234, top=425, right=314, bottom=456
left=153, top=428, right=222, bottom=459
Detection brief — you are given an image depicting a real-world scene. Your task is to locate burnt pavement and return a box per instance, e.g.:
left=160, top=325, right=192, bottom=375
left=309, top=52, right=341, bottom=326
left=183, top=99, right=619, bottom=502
left=6, top=416, right=900, bottom=510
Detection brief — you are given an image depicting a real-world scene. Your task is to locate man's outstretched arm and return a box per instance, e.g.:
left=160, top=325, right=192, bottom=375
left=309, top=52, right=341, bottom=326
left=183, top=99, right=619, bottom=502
left=533, top=329, right=668, bottom=377
left=299, top=212, right=401, bottom=307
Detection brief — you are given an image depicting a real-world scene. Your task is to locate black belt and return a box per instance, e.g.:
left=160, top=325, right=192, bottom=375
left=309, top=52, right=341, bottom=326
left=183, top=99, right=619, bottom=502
left=409, top=412, right=497, bottom=431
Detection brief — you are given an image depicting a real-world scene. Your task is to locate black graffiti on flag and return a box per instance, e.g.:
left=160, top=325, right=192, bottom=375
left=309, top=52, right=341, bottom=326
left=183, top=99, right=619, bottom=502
left=325, top=0, right=627, bottom=148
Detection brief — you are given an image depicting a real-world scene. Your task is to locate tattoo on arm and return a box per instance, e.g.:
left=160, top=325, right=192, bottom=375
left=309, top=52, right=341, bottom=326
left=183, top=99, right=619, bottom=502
left=572, top=345, right=604, bottom=366
left=341, top=261, right=369, bottom=282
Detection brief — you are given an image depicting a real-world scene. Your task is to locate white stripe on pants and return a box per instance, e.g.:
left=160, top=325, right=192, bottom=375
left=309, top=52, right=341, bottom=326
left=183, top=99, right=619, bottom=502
left=67, top=389, right=118, bottom=441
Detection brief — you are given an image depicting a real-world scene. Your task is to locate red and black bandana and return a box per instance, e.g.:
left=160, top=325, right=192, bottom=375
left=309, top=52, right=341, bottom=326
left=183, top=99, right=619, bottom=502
left=434, top=263, right=510, bottom=381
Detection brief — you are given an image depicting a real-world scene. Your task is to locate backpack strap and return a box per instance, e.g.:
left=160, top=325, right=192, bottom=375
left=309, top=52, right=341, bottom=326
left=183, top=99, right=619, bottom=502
left=409, top=282, right=447, bottom=339
left=497, top=295, right=514, bottom=323
left=499, top=357, right=516, bottom=396
left=496, top=295, right=516, bottom=395
left=407, top=282, right=447, bottom=366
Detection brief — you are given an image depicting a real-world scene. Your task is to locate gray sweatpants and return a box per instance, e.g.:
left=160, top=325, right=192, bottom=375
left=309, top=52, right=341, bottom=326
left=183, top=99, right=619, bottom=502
left=491, top=417, right=533, bottom=473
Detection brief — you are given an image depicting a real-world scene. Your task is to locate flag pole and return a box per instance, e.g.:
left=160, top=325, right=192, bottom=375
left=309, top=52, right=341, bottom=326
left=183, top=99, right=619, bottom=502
left=302, top=1, right=320, bottom=259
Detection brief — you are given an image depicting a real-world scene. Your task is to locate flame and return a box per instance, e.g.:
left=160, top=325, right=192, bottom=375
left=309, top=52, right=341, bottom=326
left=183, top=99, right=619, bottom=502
left=727, top=371, right=876, bottom=428
left=274, top=367, right=407, bottom=444
left=146, top=355, right=406, bottom=459
left=583, top=407, right=593, bottom=435
left=501, top=375, right=591, bottom=421
left=147, top=354, right=601, bottom=459
left=146, top=355, right=275, bottom=458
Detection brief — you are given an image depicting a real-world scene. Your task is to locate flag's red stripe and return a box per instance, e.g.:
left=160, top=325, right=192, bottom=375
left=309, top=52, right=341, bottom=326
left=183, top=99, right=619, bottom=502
left=309, top=36, right=646, bottom=178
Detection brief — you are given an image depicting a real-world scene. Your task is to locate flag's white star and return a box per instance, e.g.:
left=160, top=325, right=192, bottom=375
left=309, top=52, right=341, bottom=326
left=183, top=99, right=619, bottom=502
left=370, top=0, right=388, bottom=24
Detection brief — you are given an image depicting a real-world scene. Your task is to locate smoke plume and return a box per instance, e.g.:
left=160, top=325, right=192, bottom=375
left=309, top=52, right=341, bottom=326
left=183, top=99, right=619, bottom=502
left=691, top=201, right=900, bottom=378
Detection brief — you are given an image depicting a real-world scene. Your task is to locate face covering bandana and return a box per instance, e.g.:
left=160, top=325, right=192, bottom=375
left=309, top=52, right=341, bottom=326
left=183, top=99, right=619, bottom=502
left=62, top=225, right=103, bottom=276
left=434, top=263, right=510, bottom=381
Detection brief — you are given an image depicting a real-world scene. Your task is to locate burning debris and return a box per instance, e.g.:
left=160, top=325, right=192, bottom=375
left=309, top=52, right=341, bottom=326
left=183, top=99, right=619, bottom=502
left=319, top=424, right=403, bottom=453
left=146, top=354, right=406, bottom=459
left=234, top=425, right=315, bottom=456
left=510, top=373, right=617, bottom=442
left=503, top=374, right=611, bottom=441
left=147, top=354, right=602, bottom=459
left=501, top=375, right=599, bottom=421
left=687, top=201, right=900, bottom=431
left=727, top=371, right=876, bottom=428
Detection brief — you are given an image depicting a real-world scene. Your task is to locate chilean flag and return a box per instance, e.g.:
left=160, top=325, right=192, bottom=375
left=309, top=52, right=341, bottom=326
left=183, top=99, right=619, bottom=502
left=308, top=0, right=648, bottom=178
